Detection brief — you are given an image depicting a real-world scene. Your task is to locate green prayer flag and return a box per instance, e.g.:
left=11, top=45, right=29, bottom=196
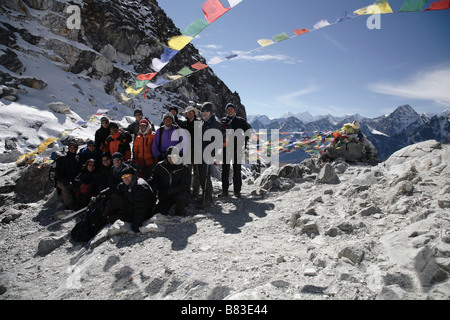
left=273, top=32, right=290, bottom=42
left=399, top=0, right=427, bottom=11
left=182, top=19, right=210, bottom=37
left=178, top=66, right=194, bottom=76
left=135, top=79, right=149, bottom=88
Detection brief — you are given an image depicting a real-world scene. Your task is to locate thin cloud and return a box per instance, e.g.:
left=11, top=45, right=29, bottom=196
left=232, top=51, right=303, bottom=64
left=277, top=86, right=320, bottom=107
left=369, top=64, right=450, bottom=106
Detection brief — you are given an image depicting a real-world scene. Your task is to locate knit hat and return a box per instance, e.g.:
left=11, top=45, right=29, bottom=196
left=134, top=109, right=143, bottom=116
left=139, top=119, right=150, bottom=126
left=201, top=102, right=213, bottom=113
left=225, top=103, right=236, bottom=111
left=87, top=140, right=95, bottom=146
left=163, top=112, right=175, bottom=122
left=120, top=166, right=135, bottom=176
left=101, top=117, right=109, bottom=123
left=169, top=106, right=178, bottom=114
left=68, top=140, right=78, bottom=147
left=109, top=122, right=119, bottom=129
left=112, top=152, right=123, bottom=160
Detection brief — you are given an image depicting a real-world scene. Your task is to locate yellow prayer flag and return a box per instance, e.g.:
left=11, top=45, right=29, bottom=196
left=168, top=35, right=193, bottom=51
left=121, top=93, right=132, bottom=101
left=257, top=39, right=275, bottom=47
left=124, top=83, right=144, bottom=96
left=354, top=2, right=393, bottom=15
left=167, top=75, right=182, bottom=80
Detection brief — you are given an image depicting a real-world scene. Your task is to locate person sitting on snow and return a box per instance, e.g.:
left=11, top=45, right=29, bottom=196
left=73, top=158, right=100, bottom=209
left=148, top=146, right=190, bottom=216
left=107, top=166, right=155, bottom=232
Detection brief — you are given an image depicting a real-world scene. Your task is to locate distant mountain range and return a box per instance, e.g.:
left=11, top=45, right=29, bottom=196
left=248, top=105, right=450, bottom=162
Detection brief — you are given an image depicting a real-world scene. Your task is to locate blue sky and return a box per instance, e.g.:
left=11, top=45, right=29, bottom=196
left=158, top=0, right=450, bottom=119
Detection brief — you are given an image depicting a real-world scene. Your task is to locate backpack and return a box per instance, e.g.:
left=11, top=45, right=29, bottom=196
left=70, top=192, right=109, bottom=242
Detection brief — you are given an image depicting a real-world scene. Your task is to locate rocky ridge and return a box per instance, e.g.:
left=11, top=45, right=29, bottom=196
left=0, top=0, right=245, bottom=121
left=0, top=140, right=449, bottom=300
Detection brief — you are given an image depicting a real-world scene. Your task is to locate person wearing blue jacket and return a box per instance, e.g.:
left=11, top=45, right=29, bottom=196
left=152, top=112, right=188, bottom=162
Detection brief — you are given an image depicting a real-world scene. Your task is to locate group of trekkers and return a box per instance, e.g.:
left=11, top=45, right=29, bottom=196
left=54, top=101, right=251, bottom=233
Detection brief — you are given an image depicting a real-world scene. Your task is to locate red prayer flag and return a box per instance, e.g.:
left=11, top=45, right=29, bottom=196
left=202, top=0, right=230, bottom=24
left=425, top=0, right=450, bottom=10
left=294, top=28, right=310, bottom=36
left=137, top=73, right=157, bottom=81
left=191, top=61, right=209, bottom=70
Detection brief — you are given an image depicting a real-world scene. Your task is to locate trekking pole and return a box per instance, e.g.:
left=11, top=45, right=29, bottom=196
left=202, top=164, right=209, bottom=207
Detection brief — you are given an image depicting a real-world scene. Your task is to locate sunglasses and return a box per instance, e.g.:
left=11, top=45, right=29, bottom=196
left=121, top=174, right=132, bottom=179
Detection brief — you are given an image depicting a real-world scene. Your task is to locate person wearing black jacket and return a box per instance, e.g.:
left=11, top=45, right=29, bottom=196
left=181, top=106, right=202, bottom=196
left=197, top=102, right=224, bottom=208
left=220, top=103, right=252, bottom=198
left=107, top=167, right=155, bottom=232
left=95, top=117, right=110, bottom=152
left=148, top=146, right=190, bottom=216
left=73, top=158, right=100, bottom=209
left=55, top=140, right=81, bottom=210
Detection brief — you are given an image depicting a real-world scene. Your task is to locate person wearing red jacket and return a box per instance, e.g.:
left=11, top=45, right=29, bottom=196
left=132, top=119, right=157, bottom=179
left=104, top=122, right=132, bottom=161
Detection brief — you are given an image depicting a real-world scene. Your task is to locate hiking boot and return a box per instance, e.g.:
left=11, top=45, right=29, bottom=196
left=218, top=190, right=229, bottom=197
left=234, top=192, right=241, bottom=198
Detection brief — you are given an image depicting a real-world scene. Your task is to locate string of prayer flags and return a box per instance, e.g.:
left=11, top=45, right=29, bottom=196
left=168, top=35, right=193, bottom=51
left=202, top=0, right=231, bottom=24
left=399, top=0, right=427, bottom=11
left=124, top=0, right=449, bottom=104
left=127, top=0, right=242, bottom=102
left=425, top=0, right=450, bottom=10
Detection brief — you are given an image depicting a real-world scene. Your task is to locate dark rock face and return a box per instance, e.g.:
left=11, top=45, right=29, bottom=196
left=0, top=0, right=246, bottom=119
